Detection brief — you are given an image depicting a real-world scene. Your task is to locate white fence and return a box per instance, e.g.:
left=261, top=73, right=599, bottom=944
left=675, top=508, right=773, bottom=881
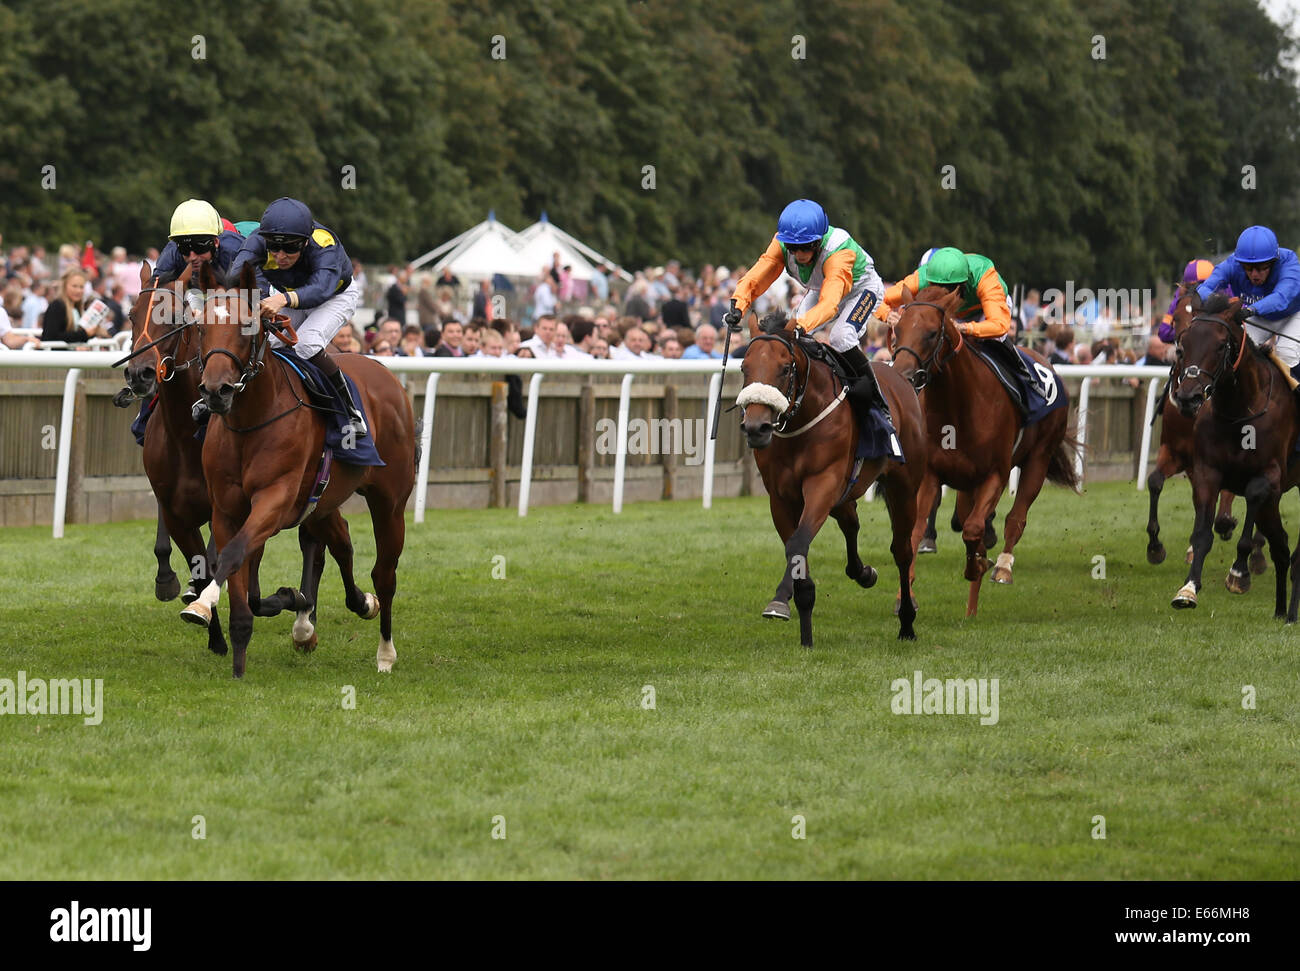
left=0, top=350, right=1171, bottom=538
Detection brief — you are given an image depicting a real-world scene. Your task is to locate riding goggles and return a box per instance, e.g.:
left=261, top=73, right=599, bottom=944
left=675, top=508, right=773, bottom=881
left=173, top=236, right=217, bottom=255
left=263, top=235, right=307, bottom=253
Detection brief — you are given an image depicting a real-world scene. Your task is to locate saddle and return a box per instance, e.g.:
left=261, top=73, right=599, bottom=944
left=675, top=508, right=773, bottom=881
left=967, top=339, right=1030, bottom=418
left=795, top=336, right=903, bottom=467
left=271, top=350, right=385, bottom=467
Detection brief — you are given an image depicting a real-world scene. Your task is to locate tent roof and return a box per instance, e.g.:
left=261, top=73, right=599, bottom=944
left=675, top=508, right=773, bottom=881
left=515, top=216, right=632, bottom=282
left=409, top=215, right=537, bottom=279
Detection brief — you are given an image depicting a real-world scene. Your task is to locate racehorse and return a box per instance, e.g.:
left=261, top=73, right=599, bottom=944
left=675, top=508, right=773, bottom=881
left=890, top=285, right=1080, bottom=617
left=180, top=262, right=417, bottom=677
left=1145, top=284, right=1259, bottom=575
left=738, top=312, right=926, bottom=647
left=118, top=263, right=229, bottom=656
left=1169, top=294, right=1300, bottom=619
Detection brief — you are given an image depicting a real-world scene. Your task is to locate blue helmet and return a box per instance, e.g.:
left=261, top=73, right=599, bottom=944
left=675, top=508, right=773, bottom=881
left=919, top=247, right=940, bottom=266
left=259, top=197, right=313, bottom=239
left=776, top=199, right=828, bottom=246
left=1234, top=225, right=1279, bottom=264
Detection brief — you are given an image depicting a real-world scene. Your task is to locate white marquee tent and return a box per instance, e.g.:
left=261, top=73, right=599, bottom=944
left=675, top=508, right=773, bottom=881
left=513, top=213, right=633, bottom=283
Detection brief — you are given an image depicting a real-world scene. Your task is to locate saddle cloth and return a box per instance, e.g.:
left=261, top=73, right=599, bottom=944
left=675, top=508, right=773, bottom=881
left=967, top=341, right=1067, bottom=426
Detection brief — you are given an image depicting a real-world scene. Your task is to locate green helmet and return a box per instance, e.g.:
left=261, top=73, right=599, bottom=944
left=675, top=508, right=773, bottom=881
left=925, top=247, right=968, bottom=285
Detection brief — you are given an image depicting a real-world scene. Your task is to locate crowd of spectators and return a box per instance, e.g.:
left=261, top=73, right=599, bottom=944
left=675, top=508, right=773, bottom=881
left=3, top=230, right=1174, bottom=376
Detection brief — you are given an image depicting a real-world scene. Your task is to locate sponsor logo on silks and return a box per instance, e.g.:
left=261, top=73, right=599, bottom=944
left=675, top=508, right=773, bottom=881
left=847, top=290, right=878, bottom=329
left=0, top=671, right=103, bottom=725
left=49, top=901, right=151, bottom=951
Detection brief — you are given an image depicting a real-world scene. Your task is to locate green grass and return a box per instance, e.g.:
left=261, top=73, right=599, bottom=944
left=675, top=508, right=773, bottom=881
left=0, top=480, right=1297, bottom=879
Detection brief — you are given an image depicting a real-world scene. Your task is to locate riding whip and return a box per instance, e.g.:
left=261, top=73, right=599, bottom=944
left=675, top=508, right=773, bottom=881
left=711, top=299, right=738, bottom=441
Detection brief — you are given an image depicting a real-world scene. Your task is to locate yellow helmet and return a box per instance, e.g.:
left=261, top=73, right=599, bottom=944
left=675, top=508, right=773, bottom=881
left=169, top=199, right=221, bottom=238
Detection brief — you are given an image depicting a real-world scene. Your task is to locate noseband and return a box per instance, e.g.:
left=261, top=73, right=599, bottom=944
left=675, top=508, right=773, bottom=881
left=891, top=300, right=962, bottom=390
left=113, top=283, right=203, bottom=385
left=740, top=332, right=811, bottom=434
left=1173, top=313, right=1245, bottom=403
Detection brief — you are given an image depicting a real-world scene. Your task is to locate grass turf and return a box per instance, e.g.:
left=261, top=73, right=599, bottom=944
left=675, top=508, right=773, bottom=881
left=0, top=480, right=1296, bottom=879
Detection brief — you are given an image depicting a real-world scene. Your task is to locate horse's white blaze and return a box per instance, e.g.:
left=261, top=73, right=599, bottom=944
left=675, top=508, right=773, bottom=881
left=198, top=580, right=220, bottom=609
left=376, top=637, right=396, bottom=673
left=736, top=383, right=790, bottom=416
left=292, top=612, right=314, bottom=642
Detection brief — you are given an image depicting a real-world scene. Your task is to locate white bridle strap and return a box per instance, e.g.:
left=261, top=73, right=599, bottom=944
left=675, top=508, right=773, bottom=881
left=736, top=382, right=790, bottom=415
left=774, top=388, right=846, bottom=438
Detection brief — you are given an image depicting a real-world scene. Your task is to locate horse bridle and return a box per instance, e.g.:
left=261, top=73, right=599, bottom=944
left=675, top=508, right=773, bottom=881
left=112, top=281, right=203, bottom=387
left=1173, top=313, right=1246, bottom=403
left=891, top=300, right=963, bottom=391
left=742, top=332, right=813, bottom=433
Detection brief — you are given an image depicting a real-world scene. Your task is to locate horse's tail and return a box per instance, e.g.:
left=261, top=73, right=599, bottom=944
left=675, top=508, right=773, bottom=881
left=1047, top=429, right=1084, bottom=492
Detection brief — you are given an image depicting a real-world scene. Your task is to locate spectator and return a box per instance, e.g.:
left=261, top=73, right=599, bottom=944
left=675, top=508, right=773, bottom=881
left=520, top=314, right=560, bottom=358
left=330, top=325, right=361, bottom=354
left=436, top=266, right=461, bottom=295
left=682, top=324, right=723, bottom=359
left=661, top=337, right=684, bottom=359
left=41, top=268, right=108, bottom=343
left=1135, top=335, right=1169, bottom=367
left=589, top=337, right=610, bottom=359
left=433, top=320, right=465, bottom=357
left=476, top=328, right=504, bottom=357
left=660, top=286, right=690, bottom=328
left=21, top=280, right=48, bottom=330
left=569, top=318, right=597, bottom=357
left=611, top=325, right=656, bottom=360
left=533, top=268, right=557, bottom=319
left=472, top=280, right=493, bottom=321
left=399, top=323, right=429, bottom=357
left=109, top=246, right=144, bottom=301
left=377, top=317, right=403, bottom=353
left=590, top=263, right=611, bottom=303
left=417, top=277, right=439, bottom=329
left=370, top=339, right=395, bottom=357
left=462, top=323, right=483, bottom=356
left=385, top=266, right=409, bottom=323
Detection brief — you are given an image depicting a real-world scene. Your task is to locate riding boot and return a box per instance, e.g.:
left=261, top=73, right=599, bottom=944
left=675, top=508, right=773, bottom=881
left=840, top=345, right=882, bottom=413
left=310, top=350, right=368, bottom=438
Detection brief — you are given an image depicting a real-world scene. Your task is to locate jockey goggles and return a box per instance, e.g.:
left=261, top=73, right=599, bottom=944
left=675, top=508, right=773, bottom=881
left=174, top=235, right=217, bottom=255
left=263, top=234, right=307, bottom=253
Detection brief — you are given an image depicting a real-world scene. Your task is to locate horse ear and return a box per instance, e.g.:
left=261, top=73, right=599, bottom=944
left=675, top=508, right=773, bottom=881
left=179, top=261, right=194, bottom=286
left=900, top=283, right=914, bottom=304
left=941, top=288, right=963, bottom=314
left=1186, top=288, right=1202, bottom=311
left=138, top=262, right=151, bottom=288
left=238, top=262, right=259, bottom=311
left=197, top=261, right=216, bottom=291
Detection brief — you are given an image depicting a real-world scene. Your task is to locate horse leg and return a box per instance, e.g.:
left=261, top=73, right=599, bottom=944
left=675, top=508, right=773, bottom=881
left=990, top=448, right=1051, bottom=585
left=245, top=547, right=300, bottom=619
left=962, top=475, right=1005, bottom=618
left=881, top=473, right=919, bottom=640
left=785, top=473, right=840, bottom=648
left=1172, top=472, right=1221, bottom=608
left=904, top=474, right=940, bottom=614
left=1242, top=475, right=1287, bottom=618
left=1226, top=505, right=1258, bottom=594
left=1214, top=490, right=1238, bottom=541
left=180, top=529, right=220, bottom=605
left=313, top=510, right=377, bottom=619
left=832, top=499, right=877, bottom=589
left=764, top=494, right=801, bottom=621
left=364, top=492, right=406, bottom=672
left=288, top=524, right=326, bottom=653
left=153, top=503, right=181, bottom=602
left=918, top=491, right=940, bottom=554
left=1146, top=446, right=1177, bottom=565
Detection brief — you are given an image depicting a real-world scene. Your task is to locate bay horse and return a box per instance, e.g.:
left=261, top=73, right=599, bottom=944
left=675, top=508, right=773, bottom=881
left=119, top=263, right=229, bottom=656
left=180, top=262, right=416, bottom=677
left=1145, top=284, right=1257, bottom=573
left=738, top=313, right=926, bottom=647
left=1169, top=294, right=1300, bottom=618
left=890, top=285, right=1080, bottom=617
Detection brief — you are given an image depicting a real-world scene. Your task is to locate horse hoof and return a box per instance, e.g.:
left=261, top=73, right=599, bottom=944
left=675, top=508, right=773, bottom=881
left=1215, top=516, right=1237, bottom=541
left=1225, top=569, right=1250, bottom=595
left=1250, top=551, right=1267, bottom=576
left=991, top=567, right=1013, bottom=584
left=918, top=538, right=937, bottom=555
left=362, top=592, right=381, bottom=620
left=180, top=586, right=200, bottom=605
left=762, top=599, right=791, bottom=621
left=293, top=632, right=318, bottom=653
left=1146, top=544, right=1167, bottom=565
left=180, top=601, right=212, bottom=628
left=155, top=575, right=181, bottom=602
left=1171, top=582, right=1198, bottom=609
left=856, top=565, right=878, bottom=589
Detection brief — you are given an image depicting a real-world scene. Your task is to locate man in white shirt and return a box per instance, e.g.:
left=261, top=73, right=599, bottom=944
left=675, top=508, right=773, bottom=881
left=533, top=271, right=557, bottom=319
left=520, top=314, right=562, bottom=359
left=610, top=324, right=660, bottom=360
left=21, top=281, right=48, bottom=329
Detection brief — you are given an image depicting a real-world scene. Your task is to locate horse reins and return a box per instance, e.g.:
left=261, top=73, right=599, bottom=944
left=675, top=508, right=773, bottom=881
left=741, top=332, right=824, bottom=435
left=891, top=300, right=963, bottom=391
left=1175, top=312, right=1273, bottom=423
left=111, top=281, right=203, bottom=389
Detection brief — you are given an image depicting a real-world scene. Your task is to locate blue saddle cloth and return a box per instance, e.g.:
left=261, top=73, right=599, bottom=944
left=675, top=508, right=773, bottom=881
left=857, top=402, right=905, bottom=463
left=272, top=350, right=384, bottom=467
left=968, top=342, right=1068, bottom=425
left=131, top=396, right=155, bottom=446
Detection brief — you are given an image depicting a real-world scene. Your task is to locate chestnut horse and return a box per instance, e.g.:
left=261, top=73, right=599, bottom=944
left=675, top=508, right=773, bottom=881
left=738, top=313, right=926, bottom=647
left=1145, top=284, right=1257, bottom=573
left=1169, top=295, right=1300, bottom=618
left=180, top=263, right=416, bottom=677
left=890, top=286, right=1080, bottom=617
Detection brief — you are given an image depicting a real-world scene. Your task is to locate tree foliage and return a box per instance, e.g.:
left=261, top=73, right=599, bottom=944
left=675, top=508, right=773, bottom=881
left=0, top=0, right=1295, bottom=288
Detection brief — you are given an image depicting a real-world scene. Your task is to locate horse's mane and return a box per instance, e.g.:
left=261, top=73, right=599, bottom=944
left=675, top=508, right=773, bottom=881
left=759, top=311, right=791, bottom=335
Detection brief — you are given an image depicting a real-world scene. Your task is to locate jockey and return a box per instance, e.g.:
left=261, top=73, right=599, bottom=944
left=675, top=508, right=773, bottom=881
left=155, top=199, right=245, bottom=279
left=225, top=197, right=367, bottom=436
left=1196, top=225, right=1300, bottom=369
left=877, top=245, right=1034, bottom=385
left=726, top=199, right=886, bottom=409
left=1157, top=259, right=1219, bottom=344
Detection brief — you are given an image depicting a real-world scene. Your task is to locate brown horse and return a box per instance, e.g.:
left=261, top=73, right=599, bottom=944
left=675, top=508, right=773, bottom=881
left=738, top=313, right=926, bottom=646
left=1169, top=295, right=1300, bottom=618
left=179, top=262, right=417, bottom=677
left=1146, top=284, right=1257, bottom=572
left=890, top=285, right=1080, bottom=617
left=119, top=263, right=230, bottom=655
